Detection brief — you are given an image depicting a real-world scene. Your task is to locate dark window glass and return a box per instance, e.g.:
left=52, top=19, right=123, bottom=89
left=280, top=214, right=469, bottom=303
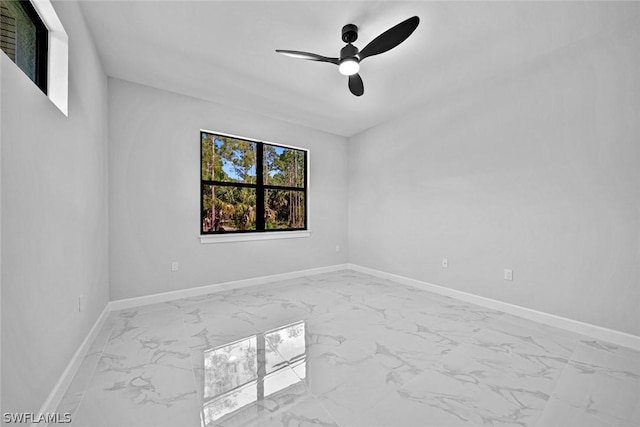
left=201, top=132, right=307, bottom=234
left=0, top=0, right=48, bottom=93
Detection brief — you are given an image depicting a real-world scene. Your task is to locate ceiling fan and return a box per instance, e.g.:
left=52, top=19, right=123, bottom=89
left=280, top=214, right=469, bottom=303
left=276, top=16, right=420, bottom=97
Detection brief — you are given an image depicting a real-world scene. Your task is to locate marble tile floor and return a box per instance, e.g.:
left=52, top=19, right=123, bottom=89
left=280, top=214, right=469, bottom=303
left=54, top=270, right=640, bottom=427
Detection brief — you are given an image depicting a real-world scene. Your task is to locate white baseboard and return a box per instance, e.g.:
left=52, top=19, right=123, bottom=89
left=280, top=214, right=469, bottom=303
left=347, top=263, right=640, bottom=351
left=109, top=264, right=349, bottom=311
left=33, top=304, right=110, bottom=426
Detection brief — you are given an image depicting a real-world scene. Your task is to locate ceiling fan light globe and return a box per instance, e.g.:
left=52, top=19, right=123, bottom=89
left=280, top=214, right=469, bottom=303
left=339, top=58, right=360, bottom=76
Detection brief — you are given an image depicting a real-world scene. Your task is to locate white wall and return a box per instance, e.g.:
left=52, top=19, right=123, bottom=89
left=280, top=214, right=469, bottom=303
left=348, top=20, right=640, bottom=336
left=0, top=1, right=109, bottom=416
left=108, top=79, right=348, bottom=301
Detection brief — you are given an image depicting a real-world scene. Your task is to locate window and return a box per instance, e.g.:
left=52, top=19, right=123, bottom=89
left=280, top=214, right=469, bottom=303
left=1, top=0, right=48, bottom=93
left=201, top=131, right=307, bottom=234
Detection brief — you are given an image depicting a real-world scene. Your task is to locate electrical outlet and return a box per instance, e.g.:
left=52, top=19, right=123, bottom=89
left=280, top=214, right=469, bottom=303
left=171, top=261, right=179, bottom=272
left=504, top=269, right=513, bottom=281
left=442, top=259, right=448, bottom=268
left=336, top=245, right=340, bottom=252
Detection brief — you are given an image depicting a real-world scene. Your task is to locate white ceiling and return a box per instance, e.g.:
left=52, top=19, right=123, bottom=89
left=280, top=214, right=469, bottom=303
left=79, top=1, right=638, bottom=137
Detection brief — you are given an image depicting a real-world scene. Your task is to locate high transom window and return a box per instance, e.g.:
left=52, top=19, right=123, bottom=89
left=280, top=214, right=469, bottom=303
left=201, top=131, right=307, bottom=234
left=1, top=0, right=48, bottom=93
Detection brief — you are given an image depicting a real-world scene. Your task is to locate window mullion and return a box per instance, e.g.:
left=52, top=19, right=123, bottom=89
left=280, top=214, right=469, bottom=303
left=206, top=180, right=257, bottom=189
left=256, top=142, right=265, bottom=231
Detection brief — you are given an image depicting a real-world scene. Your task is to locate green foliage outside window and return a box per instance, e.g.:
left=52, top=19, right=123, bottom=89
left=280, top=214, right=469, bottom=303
left=201, top=132, right=307, bottom=233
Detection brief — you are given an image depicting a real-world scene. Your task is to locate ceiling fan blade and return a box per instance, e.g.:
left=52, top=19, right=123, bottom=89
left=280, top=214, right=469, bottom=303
left=359, top=16, right=419, bottom=60
left=275, top=50, right=339, bottom=65
left=348, top=73, right=364, bottom=96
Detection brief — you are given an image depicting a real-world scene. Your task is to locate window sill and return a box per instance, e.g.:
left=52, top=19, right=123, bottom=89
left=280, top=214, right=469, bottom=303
left=200, top=230, right=311, bottom=244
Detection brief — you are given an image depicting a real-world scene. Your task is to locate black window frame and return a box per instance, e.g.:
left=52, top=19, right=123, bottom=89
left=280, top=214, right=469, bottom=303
left=200, top=130, right=308, bottom=235
left=0, top=0, right=48, bottom=93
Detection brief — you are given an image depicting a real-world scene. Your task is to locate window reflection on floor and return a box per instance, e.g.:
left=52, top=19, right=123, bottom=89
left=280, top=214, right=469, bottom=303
left=201, top=321, right=306, bottom=426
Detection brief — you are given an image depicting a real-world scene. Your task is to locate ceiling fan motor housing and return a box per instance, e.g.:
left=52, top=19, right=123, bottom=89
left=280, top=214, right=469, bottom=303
left=341, top=24, right=358, bottom=43
left=340, top=43, right=359, bottom=60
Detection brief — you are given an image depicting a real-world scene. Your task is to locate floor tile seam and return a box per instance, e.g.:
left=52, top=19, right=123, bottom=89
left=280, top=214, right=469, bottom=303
left=452, top=324, right=490, bottom=351
left=531, top=342, right=580, bottom=427
left=479, top=313, right=586, bottom=362
left=177, top=293, right=323, bottom=318
left=310, top=396, right=347, bottom=427
left=178, top=305, right=203, bottom=403
left=311, top=394, right=368, bottom=427
left=420, top=325, right=516, bottom=380
left=361, top=330, right=511, bottom=412
left=402, top=370, right=552, bottom=427
left=544, top=347, right=640, bottom=427
left=477, top=331, right=578, bottom=364
left=311, top=297, right=363, bottom=320
left=365, top=311, right=499, bottom=391
left=533, top=396, right=620, bottom=427
left=65, top=321, right=116, bottom=420
left=384, top=314, right=462, bottom=337
left=172, top=278, right=319, bottom=310
left=265, top=340, right=298, bottom=374
left=263, top=312, right=358, bottom=385
left=432, top=323, right=576, bottom=399
left=571, top=341, right=640, bottom=371
left=174, top=299, right=260, bottom=313
left=110, top=303, right=182, bottom=318
left=561, top=340, right=587, bottom=369
left=173, top=287, right=268, bottom=311
left=316, top=344, right=449, bottom=420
